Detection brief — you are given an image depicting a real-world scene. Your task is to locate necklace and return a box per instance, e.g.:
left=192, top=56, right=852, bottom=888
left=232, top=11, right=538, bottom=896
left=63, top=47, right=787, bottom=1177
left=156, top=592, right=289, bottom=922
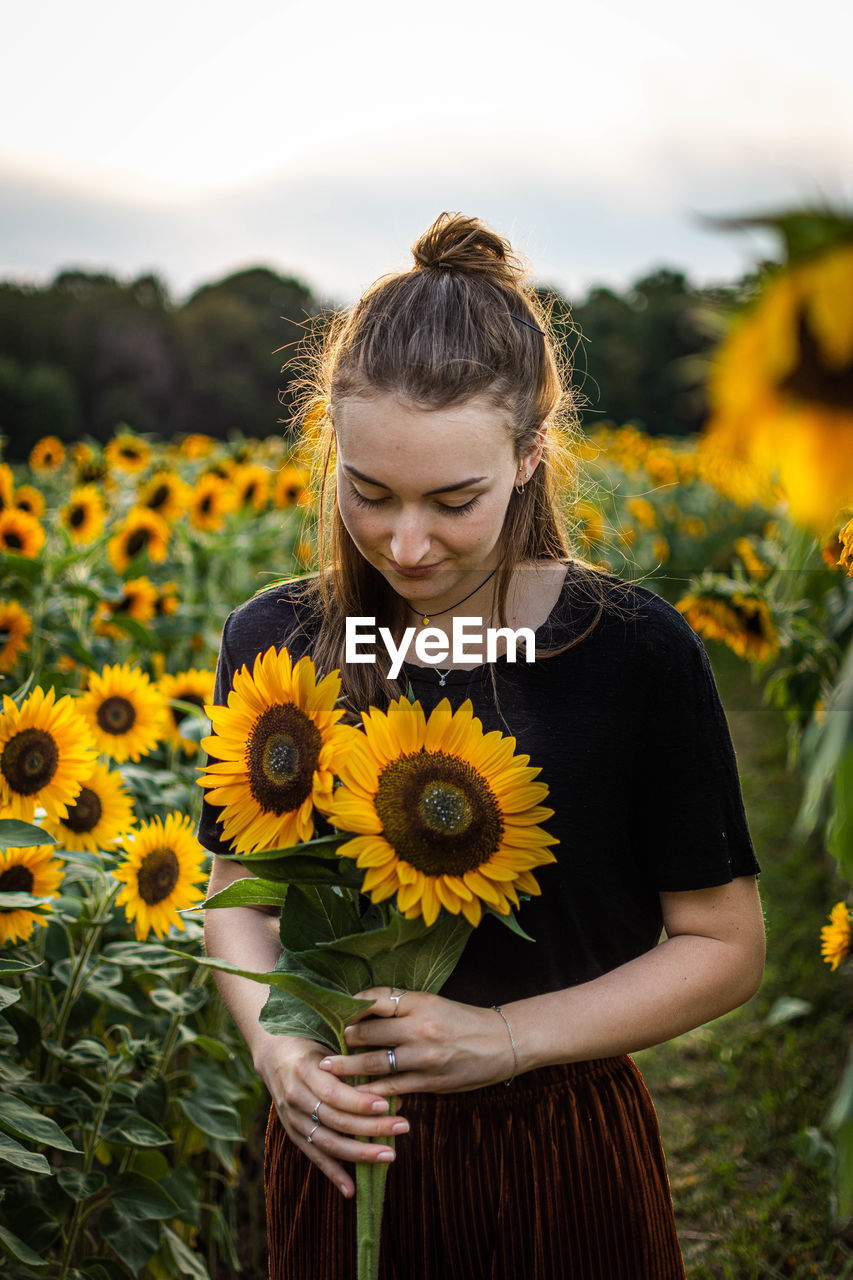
left=397, top=563, right=502, bottom=685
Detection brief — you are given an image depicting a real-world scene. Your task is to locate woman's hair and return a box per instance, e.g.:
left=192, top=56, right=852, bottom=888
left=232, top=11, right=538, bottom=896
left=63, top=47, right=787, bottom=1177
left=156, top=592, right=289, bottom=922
left=280, top=212, right=621, bottom=721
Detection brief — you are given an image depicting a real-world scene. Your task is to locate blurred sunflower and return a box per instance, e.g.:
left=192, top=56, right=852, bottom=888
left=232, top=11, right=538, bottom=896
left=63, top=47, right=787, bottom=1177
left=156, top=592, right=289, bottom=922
left=232, top=464, right=271, bottom=513
left=155, top=581, right=180, bottom=617
left=733, top=537, right=771, bottom=582
left=839, top=517, right=853, bottom=576
left=107, top=508, right=170, bottom=573
left=198, top=646, right=354, bottom=852
left=0, top=686, right=97, bottom=822
left=78, top=663, right=168, bottom=763
left=821, top=902, right=852, bottom=971
left=676, top=591, right=779, bottom=663
left=571, top=500, right=605, bottom=553
left=138, top=470, right=187, bottom=523
left=41, top=761, right=135, bottom=853
left=95, top=577, right=158, bottom=638
left=179, top=433, right=216, bottom=460
left=13, top=485, right=46, bottom=520
left=189, top=474, right=234, bottom=532
left=625, top=497, right=658, bottom=530
left=104, top=432, right=152, bottom=474
left=273, top=464, right=310, bottom=508
left=29, top=437, right=66, bottom=474
left=159, top=667, right=215, bottom=755
left=0, top=845, right=64, bottom=945
left=73, top=442, right=108, bottom=485
left=324, top=696, right=559, bottom=928
left=113, top=812, right=206, bottom=941
left=0, top=601, right=33, bottom=674
left=705, top=241, right=853, bottom=535
left=0, top=509, right=46, bottom=559
left=0, top=465, right=13, bottom=510
left=60, top=485, right=107, bottom=546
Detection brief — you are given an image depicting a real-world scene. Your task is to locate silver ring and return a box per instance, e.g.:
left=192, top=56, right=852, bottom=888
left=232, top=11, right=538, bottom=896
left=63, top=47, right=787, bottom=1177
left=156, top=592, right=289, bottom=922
left=389, top=989, right=407, bottom=1016
left=307, top=1123, right=319, bottom=1144
left=387, top=1048, right=397, bottom=1074
left=311, top=1100, right=322, bottom=1124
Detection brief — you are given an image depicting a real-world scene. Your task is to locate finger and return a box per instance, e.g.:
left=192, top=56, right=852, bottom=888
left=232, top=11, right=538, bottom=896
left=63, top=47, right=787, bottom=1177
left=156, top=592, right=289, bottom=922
left=321, top=1048, right=407, bottom=1079
left=312, top=1098, right=410, bottom=1141
left=302, top=1070, right=394, bottom=1117
left=348, top=987, right=397, bottom=1024
left=298, top=1121, right=399, bottom=1169
left=344, top=1018, right=413, bottom=1049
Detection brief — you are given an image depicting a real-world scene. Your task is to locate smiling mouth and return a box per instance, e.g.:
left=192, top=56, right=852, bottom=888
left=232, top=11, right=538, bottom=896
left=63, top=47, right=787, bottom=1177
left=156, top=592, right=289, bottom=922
left=386, top=559, right=444, bottom=575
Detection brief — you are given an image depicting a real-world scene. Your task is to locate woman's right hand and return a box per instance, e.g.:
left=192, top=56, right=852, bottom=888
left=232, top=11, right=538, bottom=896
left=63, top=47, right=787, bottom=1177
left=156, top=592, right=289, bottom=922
left=253, top=1036, right=410, bottom=1198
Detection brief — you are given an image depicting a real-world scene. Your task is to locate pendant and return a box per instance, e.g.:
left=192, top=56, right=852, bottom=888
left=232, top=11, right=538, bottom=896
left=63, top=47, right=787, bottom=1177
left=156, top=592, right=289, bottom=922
left=422, top=616, right=429, bottom=625
left=438, top=674, right=447, bottom=686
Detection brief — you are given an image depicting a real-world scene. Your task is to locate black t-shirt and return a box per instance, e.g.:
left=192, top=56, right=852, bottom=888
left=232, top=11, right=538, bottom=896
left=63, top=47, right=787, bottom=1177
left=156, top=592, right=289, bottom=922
left=197, top=566, right=760, bottom=1007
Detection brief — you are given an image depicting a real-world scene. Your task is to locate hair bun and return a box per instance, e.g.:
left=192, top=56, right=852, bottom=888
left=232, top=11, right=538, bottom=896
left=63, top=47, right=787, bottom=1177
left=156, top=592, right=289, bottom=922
left=412, top=212, right=527, bottom=286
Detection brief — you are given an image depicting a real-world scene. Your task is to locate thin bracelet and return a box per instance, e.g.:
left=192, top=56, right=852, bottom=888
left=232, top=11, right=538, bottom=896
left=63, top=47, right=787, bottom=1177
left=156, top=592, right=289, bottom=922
left=492, top=1005, right=519, bottom=1086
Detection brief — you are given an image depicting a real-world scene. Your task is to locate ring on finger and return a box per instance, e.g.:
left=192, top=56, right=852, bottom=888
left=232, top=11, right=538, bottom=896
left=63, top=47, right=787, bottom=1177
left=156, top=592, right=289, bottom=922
left=389, top=989, right=407, bottom=1016
left=311, top=1099, right=323, bottom=1124
left=307, top=1123, right=320, bottom=1144
left=387, top=1048, right=397, bottom=1075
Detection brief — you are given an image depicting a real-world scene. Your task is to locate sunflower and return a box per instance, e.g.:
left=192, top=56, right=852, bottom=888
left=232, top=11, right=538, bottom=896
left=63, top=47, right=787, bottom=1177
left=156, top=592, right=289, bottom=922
left=0, top=686, right=97, bottom=822
left=60, top=485, right=107, bottom=546
left=40, top=761, right=135, bottom=853
left=104, top=432, right=152, bottom=474
left=29, top=437, right=66, bottom=474
left=179, top=433, right=216, bottom=460
left=0, top=845, right=64, bottom=946
left=733, top=537, right=771, bottom=582
left=323, top=696, right=559, bottom=928
left=107, top=508, right=170, bottom=573
left=0, top=465, right=13, bottom=511
left=155, top=581, right=180, bottom=617
left=0, top=509, right=45, bottom=559
left=705, top=242, right=853, bottom=536
left=676, top=592, right=779, bottom=663
left=13, top=485, right=46, bottom=520
left=821, top=902, right=852, bottom=971
left=95, top=577, right=158, bottom=638
left=273, top=464, right=310, bottom=509
left=159, top=667, right=215, bottom=755
left=625, top=497, right=658, bottom=530
left=839, top=517, right=853, bottom=576
left=77, top=663, right=168, bottom=763
left=198, top=646, right=355, bottom=853
left=572, top=500, right=605, bottom=553
left=138, top=470, right=187, bottom=523
left=189, top=474, right=234, bottom=532
left=232, top=464, right=271, bottom=513
left=113, top=812, right=206, bottom=941
left=73, top=442, right=109, bottom=486
left=0, top=601, right=33, bottom=674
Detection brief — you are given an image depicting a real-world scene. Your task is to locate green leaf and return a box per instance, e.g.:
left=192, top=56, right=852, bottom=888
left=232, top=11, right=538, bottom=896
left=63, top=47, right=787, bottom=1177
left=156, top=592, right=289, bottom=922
left=0, top=1093, right=82, bottom=1153
left=178, top=1095, right=243, bottom=1142
left=111, top=1171, right=181, bottom=1220
left=0, top=550, right=42, bottom=581
left=0, top=819, right=57, bottom=849
left=101, top=940, right=180, bottom=967
left=56, top=1167, right=108, bottom=1200
left=0, top=1221, right=49, bottom=1266
left=202, top=877, right=288, bottom=910
left=98, top=1208, right=160, bottom=1274
left=0, top=892, right=53, bottom=910
left=161, top=1224, right=212, bottom=1279
left=192, top=1034, right=234, bottom=1062
left=828, top=743, right=853, bottom=880
left=485, top=906, right=536, bottom=942
left=0, top=1130, right=51, bottom=1174
left=280, top=884, right=360, bottom=952
left=0, top=988, right=21, bottom=1013
left=148, top=986, right=208, bottom=1015
left=108, top=1113, right=172, bottom=1148
left=318, top=909, right=473, bottom=994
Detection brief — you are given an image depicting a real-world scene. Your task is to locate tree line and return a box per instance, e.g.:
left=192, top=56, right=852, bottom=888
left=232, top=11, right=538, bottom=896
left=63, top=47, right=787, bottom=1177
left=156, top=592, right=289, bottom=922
left=0, top=263, right=758, bottom=460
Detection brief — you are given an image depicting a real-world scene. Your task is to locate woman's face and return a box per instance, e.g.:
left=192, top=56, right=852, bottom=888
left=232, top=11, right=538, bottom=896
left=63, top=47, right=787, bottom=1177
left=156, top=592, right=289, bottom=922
left=333, top=391, right=541, bottom=614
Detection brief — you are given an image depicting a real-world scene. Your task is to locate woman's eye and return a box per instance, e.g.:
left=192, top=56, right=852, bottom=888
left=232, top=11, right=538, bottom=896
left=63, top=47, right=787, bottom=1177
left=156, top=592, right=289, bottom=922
left=349, top=488, right=481, bottom=517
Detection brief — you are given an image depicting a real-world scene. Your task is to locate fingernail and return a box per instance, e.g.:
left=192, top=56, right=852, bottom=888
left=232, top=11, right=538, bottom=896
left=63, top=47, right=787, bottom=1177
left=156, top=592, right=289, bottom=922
left=376, top=1150, right=395, bottom=1162
left=392, top=1121, right=409, bottom=1134
left=320, top=1059, right=332, bottom=1070
left=338, top=1183, right=351, bottom=1197
left=371, top=1099, right=389, bottom=1113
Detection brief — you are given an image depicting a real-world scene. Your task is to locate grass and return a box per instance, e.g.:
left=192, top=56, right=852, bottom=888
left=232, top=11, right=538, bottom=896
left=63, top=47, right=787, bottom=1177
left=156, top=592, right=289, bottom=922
left=635, top=640, right=853, bottom=1278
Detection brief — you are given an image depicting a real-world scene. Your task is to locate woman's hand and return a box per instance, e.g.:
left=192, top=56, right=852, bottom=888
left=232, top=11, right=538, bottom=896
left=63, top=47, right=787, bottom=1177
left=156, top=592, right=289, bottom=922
left=319, top=988, right=516, bottom=1097
left=253, top=1034, right=411, bottom=1199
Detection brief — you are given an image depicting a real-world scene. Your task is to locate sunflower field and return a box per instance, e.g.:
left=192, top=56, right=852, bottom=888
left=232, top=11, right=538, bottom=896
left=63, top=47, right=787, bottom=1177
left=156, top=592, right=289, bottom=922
left=1, top=205, right=853, bottom=1277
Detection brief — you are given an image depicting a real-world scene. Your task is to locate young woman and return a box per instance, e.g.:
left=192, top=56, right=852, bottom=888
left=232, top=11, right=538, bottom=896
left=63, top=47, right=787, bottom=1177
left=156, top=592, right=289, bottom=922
left=199, top=213, right=765, bottom=1279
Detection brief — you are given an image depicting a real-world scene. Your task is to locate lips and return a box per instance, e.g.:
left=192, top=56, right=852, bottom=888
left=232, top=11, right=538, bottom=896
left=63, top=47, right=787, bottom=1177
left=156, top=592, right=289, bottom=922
left=386, top=559, right=443, bottom=579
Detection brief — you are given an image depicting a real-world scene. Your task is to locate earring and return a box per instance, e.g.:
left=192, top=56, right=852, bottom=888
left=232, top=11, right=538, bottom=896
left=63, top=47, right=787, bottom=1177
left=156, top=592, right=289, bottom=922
left=514, top=467, right=530, bottom=494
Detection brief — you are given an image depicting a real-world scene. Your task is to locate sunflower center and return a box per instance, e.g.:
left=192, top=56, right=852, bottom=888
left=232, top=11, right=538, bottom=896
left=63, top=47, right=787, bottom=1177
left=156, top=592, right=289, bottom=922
left=148, top=485, right=169, bottom=508
left=69, top=505, right=86, bottom=528
left=0, top=628, right=9, bottom=644
left=1, top=728, right=59, bottom=795
left=4, top=532, right=23, bottom=550
left=246, top=704, right=322, bottom=815
left=62, top=786, right=103, bottom=834
left=778, top=308, right=853, bottom=410
left=126, top=529, right=150, bottom=557
left=200, top=494, right=213, bottom=516
left=0, top=864, right=34, bottom=896
left=137, top=848, right=180, bottom=904
left=97, top=696, right=136, bottom=736
left=374, top=750, right=503, bottom=876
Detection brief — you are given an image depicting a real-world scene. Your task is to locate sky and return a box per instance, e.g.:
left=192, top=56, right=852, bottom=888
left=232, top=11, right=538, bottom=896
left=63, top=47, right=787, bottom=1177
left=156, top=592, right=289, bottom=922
left=1, top=0, right=851, bottom=306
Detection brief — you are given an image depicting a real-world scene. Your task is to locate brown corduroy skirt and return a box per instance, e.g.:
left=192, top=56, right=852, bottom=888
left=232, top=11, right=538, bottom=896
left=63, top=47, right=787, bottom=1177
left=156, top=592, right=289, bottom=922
left=264, top=1055, right=685, bottom=1280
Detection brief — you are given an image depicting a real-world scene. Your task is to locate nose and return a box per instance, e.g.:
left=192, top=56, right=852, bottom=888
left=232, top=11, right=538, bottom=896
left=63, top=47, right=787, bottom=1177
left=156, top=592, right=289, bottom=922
left=389, top=509, right=433, bottom=568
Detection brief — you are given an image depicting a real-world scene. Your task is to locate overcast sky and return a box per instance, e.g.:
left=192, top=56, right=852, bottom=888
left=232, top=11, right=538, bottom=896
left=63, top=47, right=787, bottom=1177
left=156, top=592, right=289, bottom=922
left=2, top=0, right=850, bottom=305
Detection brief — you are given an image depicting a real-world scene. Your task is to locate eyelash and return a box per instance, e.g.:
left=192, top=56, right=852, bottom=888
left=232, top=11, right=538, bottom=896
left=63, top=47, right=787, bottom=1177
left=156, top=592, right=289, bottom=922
left=348, top=489, right=482, bottom=518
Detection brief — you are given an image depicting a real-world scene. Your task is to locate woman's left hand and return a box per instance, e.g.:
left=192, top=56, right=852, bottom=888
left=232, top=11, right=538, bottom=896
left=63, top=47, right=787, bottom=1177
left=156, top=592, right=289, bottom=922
left=318, top=988, right=515, bottom=1097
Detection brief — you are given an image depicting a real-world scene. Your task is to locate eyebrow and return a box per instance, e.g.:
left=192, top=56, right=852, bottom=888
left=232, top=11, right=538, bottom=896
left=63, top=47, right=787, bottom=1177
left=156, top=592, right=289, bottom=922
left=343, top=465, right=488, bottom=496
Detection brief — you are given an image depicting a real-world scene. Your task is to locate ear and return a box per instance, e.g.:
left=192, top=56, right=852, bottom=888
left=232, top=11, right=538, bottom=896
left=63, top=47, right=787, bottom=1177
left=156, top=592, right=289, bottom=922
left=519, top=420, right=548, bottom=474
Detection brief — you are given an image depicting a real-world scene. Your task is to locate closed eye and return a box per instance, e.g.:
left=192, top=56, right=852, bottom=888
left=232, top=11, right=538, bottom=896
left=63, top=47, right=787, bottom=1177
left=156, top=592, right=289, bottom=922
left=348, top=487, right=482, bottom=517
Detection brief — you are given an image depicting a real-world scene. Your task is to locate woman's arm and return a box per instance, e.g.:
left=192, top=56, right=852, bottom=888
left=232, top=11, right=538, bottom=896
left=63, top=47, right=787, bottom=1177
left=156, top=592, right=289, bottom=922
left=328, top=875, right=766, bottom=1094
left=203, top=854, right=409, bottom=1198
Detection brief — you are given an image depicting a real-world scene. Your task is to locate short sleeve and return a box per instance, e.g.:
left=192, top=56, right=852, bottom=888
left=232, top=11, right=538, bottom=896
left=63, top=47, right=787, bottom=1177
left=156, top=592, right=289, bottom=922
left=632, top=616, right=761, bottom=891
